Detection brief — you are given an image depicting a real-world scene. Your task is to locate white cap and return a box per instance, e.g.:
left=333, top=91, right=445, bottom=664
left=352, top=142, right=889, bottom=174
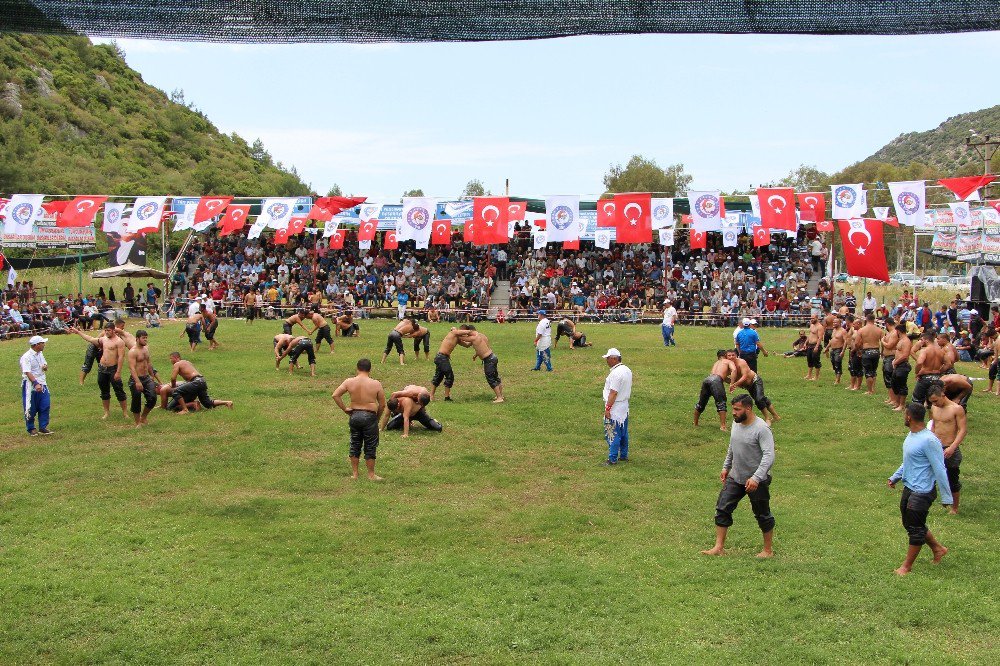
left=742, top=317, right=752, bottom=326
left=29, top=335, right=48, bottom=345
left=602, top=347, right=622, bottom=359
left=750, top=318, right=758, bottom=324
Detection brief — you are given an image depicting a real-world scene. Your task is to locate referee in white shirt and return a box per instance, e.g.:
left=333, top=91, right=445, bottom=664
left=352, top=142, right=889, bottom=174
left=20, top=335, right=53, bottom=435
left=602, top=348, right=633, bottom=465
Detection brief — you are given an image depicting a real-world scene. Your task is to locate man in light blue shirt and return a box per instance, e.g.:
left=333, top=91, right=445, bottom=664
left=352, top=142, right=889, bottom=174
left=735, top=319, right=768, bottom=372
left=887, top=402, right=952, bottom=576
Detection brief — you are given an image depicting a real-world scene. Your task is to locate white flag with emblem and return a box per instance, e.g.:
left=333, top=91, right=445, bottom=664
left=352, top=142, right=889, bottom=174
left=124, top=196, right=166, bottom=234
left=831, top=183, right=867, bottom=219
left=888, top=181, right=926, bottom=227
left=358, top=240, right=372, bottom=251
left=949, top=201, right=972, bottom=229
left=650, top=198, right=674, bottom=229
left=7, top=265, right=17, bottom=286
left=659, top=228, right=675, bottom=246
left=102, top=202, right=126, bottom=234
left=722, top=213, right=739, bottom=247
left=748, top=194, right=761, bottom=220
left=543, top=195, right=580, bottom=243
left=687, top=190, right=723, bottom=231
left=873, top=206, right=890, bottom=221
left=323, top=220, right=339, bottom=238
left=258, top=197, right=297, bottom=230
left=594, top=228, right=612, bottom=249
left=533, top=231, right=547, bottom=249
left=400, top=197, right=436, bottom=244
left=2, top=194, right=44, bottom=236
left=247, top=216, right=268, bottom=240
left=358, top=203, right=382, bottom=223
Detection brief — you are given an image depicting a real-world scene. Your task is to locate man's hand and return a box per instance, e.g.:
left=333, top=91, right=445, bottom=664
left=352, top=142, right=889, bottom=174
left=720, top=469, right=728, bottom=483
left=343, top=407, right=354, bottom=415
left=34, top=383, right=43, bottom=393
left=604, top=406, right=611, bottom=419
left=887, top=479, right=897, bottom=489
left=745, top=477, right=759, bottom=492
left=944, top=445, right=957, bottom=459
left=113, top=370, right=121, bottom=381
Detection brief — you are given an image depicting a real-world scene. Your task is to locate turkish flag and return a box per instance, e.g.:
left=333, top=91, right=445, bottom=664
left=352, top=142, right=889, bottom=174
left=357, top=218, right=378, bottom=242
left=757, top=187, right=797, bottom=231
left=289, top=216, right=307, bottom=235
left=939, top=176, right=996, bottom=200
left=837, top=219, right=889, bottom=282
left=194, top=196, right=233, bottom=223
left=988, top=200, right=1000, bottom=214
left=689, top=228, right=707, bottom=250
left=614, top=193, right=652, bottom=243
left=473, top=197, right=509, bottom=245
left=432, top=220, right=452, bottom=245
left=463, top=219, right=476, bottom=243
left=796, top=192, right=826, bottom=223
left=597, top=199, right=617, bottom=228
left=753, top=225, right=770, bottom=247
left=328, top=229, right=346, bottom=249
left=719, top=197, right=726, bottom=218
left=58, top=196, right=108, bottom=227
left=816, top=219, right=835, bottom=233
left=507, top=201, right=527, bottom=222
left=273, top=228, right=290, bottom=245
left=563, top=239, right=580, bottom=250
left=680, top=214, right=692, bottom=226
left=219, top=205, right=250, bottom=236
left=383, top=230, right=398, bottom=250
left=42, top=200, right=69, bottom=226
left=311, top=196, right=367, bottom=221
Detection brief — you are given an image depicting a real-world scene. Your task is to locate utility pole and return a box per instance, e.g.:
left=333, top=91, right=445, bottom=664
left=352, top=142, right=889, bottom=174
left=965, top=134, right=999, bottom=175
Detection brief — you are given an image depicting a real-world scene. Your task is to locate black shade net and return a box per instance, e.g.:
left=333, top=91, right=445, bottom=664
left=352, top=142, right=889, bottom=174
left=1, top=1, right=998, bottom=43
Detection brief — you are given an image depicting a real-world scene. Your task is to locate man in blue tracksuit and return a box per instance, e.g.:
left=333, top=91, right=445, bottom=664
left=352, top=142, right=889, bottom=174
left=735, top=318, right=769, bottom=373
left=20, top=335, right=53, bottom=436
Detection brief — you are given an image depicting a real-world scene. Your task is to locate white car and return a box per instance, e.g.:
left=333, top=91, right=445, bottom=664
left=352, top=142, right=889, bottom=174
left=889, top=272, right=921, bottom=286
left=922, top=275, right=950, bottom=288
left=946, top=276, right=970, bottom=290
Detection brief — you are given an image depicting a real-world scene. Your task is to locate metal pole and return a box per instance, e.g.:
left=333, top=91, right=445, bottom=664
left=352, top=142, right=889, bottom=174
left=77, top=249, right=83, bottom=293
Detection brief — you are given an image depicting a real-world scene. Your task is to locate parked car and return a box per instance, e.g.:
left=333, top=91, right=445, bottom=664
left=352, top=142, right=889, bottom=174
left=833, top=272, right=860, bottom=284
left=946, top=276, right=970, bottom=291
left=889, top=272, right=922, bottom=286
left=921, top=275, right=950, bottom=288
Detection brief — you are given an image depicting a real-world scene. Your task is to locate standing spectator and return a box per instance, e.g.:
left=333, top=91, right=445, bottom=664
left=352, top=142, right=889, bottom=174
left=809, top=238, right=823, bottom=275
left=735, top=318, right=769, bottom=372
left=661, top=300, right=677, bottom=347
left=20, top=335, right=53, bottom=436
left=145, top=282, right=158, bottom=310
left=397, top=290, right=409, bottom=320
left=862, top=291, right=877, bottom=316
left=533, top=310, right=553, bottom=371
left=601, top=348, right=633, bottom=466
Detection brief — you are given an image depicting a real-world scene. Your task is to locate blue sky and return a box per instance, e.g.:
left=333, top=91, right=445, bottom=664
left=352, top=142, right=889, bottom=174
left=99, top=31, right=999, bottom=201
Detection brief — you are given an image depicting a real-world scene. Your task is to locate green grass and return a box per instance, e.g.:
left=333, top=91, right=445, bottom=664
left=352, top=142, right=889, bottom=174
left=1, top=320, right=997, bottom=664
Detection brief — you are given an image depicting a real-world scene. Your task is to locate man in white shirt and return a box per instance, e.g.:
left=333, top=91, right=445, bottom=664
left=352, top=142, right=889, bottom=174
left=187, top=296, right=202, bottom=318
left=662, top=300, right=678, bottom=347
left=20, top=335, right=53, bottom=435
left=862, top=292, right=877, bottom=315
left=602, top=348, right=633, bottom=465
left=533, top=310, right=552, bottom=371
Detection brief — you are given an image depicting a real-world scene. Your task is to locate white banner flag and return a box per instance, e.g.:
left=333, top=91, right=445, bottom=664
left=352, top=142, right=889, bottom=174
left=650, top=198, right=674, bottom=229
left=659, top=228, right=675, bottom=246
left=722, top=227, right=739, bottom=248
left=7, top=265, right=16, bottom=286
left=873, top=206, right=890, bottom=221
left=687, top=190, right=723, bottom=231
left=247, top=216, right=268, bottom=240
left=102, top=202, right=126, bottom=234
left=949, top=202, right=971, bottom=228
left=831, top=183, right=867, bottom=219
left=400, top=197, right=436, bottom=244
left=323, top=220, right=339, bottom=238
left=594, top=228, right=612, bottom=249
left=2, top=194, right=44, bottom=236
left=533, top=231, right=547, bottom=249
left=358, top=240, right=372, bottom=251
left=258, top=198, right=297, bottom=230
left=888, top=181, right=926, bottom=227
left=444, top=201, right=473, bottom=219
left=125, top=196, right=166, bottom=234
left=358, top=203, right=382, bottom=223
left=543, top=195, right=580, bottom=243
left=748, top=194, right=761, bottom=220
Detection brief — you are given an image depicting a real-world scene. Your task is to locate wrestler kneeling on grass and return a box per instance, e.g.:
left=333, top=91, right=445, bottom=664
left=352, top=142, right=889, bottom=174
left=381, top=385, right=443, bottom=438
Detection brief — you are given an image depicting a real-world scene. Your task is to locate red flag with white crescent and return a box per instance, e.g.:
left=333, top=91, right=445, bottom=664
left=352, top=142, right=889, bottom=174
left=473, top=197, right=509, bottom=245
left=816, top=219, right=835, bottom=232
left=357, top=218, right=378, bottom=242
left=463, top=219, right=476, bottom=243
left=757, top=187, right=797, bottom=231
left=432, top=220, right=451, bottom=245
left=938, top=175, right=996, bottom=201
left=563, top=239, right=580, bottom=250
left=273, top=228, right=290, bottom=245
left=194, top=196, right=233, bottom=224
left=58, top=196, right=108, bottom=227
left=680, top=214, right=692, bottom=226
left=383, top=230, right=398, bottom=250
left=837, top=218, right=889, bottom=282
left=988, top=199, right=1000, bottom=214
left=328, top=228, right=346, bottom=249
left=507, top=201, right=526, bottom=222
left=753, top=224, right=770, bottom=247
left=313, top=196, right=367, bottom=218
left=689, top=228, right=707, bottom=250
left=289, top=216, right=307, bottom=235
left=42, top=200, right=69, bottom=217
left=597, top=199, right=617, bottom=228
left=219, top=205, right=250, bottom=236
left=614, top=193, right=652, bottom=243
left=796, top=192, right=827, bottom=223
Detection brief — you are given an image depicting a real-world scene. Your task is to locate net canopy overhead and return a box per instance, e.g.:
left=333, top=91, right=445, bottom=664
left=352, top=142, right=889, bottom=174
left=3, top=1, right=999, bottom=42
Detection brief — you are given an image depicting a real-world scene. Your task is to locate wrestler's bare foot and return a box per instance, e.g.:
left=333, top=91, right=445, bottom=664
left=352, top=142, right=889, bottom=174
left=492, top=397, right=505, bottom=403
left=773, top=414, right=782, bottom=422
left=700, top=547, right=725, bottom=556
left=865, top=390, right=875, bottom=395
left=894, top=565, right=911, bottom=576
left=368, top=474, right=384, bottom=482
left=932, top=545, right=948, bottom=563
left=756, top=549, right=774, bottom=558
left=350, top=472, right=358, bottom=480
left=893, top=405, right=905, bottom=412
left=765, top=419, right=773, bottom=426
left=983, top=388, right=994, bottom=393
left=101, top=412, right=109, bottom=420
left=719, top=426, right=728, bottom=432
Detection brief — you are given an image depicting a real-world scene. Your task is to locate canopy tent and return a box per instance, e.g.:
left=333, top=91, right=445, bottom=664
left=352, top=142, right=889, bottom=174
left=3, top=0, right=998, bottom=42
left=90, top=263, right=167, bottom=279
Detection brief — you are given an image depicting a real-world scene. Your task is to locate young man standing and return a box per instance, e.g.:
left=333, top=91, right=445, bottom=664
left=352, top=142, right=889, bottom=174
left=701, top=394, right=775, bottom=558
left=928, top=385, right=966, bottom=515
left=601, top=348, right=632, bottom=466
left=332, top=359, right=387, bottom=481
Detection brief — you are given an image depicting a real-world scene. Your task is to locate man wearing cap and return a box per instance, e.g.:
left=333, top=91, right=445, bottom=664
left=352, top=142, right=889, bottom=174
left=533, top=310, right=552, bottom=371
left=661, top=300, right=677, bottom=347
left=20, top=335, right=53, bottom=435
left=735, top=318, right=768, bottom=373
left=601, top=348, right=632, bottom=466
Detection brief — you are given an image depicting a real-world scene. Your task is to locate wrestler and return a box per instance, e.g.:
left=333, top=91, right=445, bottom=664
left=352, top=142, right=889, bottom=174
left=890, top=323, right=913, bottom=412
left=278, top=335, right=317, bottom=376
left=166, top=351, right=234, bottom=413
left=462, top=324, right=505, bottom=403
left=823, top=316, right=846, bottom=385
left=273, top=333, right=295, bottom=369
left=79, top=335, right=101, bottom=385
left=331, top=358, right=386, bottom=481
left=68, top=323, right=128, bottom=419
left=382, top=318, right=416, bottom=365
left=804, top=315, right=824, bottom=381
left=126, top=329, right=158, bottom=427
left=936, top=333, right=958, bottom=376
left=201, top=305, right=220, bottom=350
left=858, top=314, right=883, bottom=395
left=554, top=318, right=590, bottom=349
left=911, top=331, right=944, bottom=406
left=336, top=313, right=360, bottom=337
left=404, top=323, right=432, bottom=360
left=381, top=384, right=443, bottom=437
left=309, top=310, right=335, bottom=353
left=847, top=318, right=864, bottom=392
left=181, top=309, right=204, bottom=352
left=881, top=321, right=900, bottom=405
left=928, top=385, right=966, bottom=515
left=429, top=327, right=477, bottom=402
left=282, top=309, right=310, bottom=336
left=727, top=349, right=780, bottom=424
left=940, top=374, right=973, bottom=411
left=984, top=334, right=1000, bottom=395
left=694, top=350, right=736, bottom=431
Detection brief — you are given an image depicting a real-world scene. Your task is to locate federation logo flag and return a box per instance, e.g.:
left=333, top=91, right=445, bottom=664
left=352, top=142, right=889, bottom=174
left=544, top=195, right=580, bottom=243
left=938, top=175, right=996, bottom=201
left=328, top=227, right=346, bottom=249
left=949, top=202, right=972, bottom=226
left=383, top=230, right=398, bottom=250
left=687, top=190, right=723, bottom=231
left=358, top=240, right=372, bottom=251
left=194, top=196, right=233, bottom=224
left=614, top=193, right=652, bottom=243
left=689, top=227, right=707, bottom=250
left=103, top=202, right=126, bottom=234
left=258, top=197, right=298, bottom=230
left=125, top=196, right=166, bottom=234
left=473, top=197, right=510, bottom=245
left=400, top=197, right=435, bottom=244
left=357, top=203, right=383, bottom=223
left=219, top=205, right=250, bottom=236
left=753, top=223, right=770, bottom=247
left=596, top=199, right=617, bottom=228
left=432, top=220, right=452, bottom=245
left=796, top=192, right=826, bottom=223
left=837, top=218, right=890, bottom=282
left=357, top=218, right=379, bottom=242
left=595, top=228, right=612, bottom=249
left=887, top=181, right=926, bottom=227
left=757, top=187, right=797, bottom=231
left=748, top=194, right=761, bottom=220
left=831, top=183, right=867, bottom=219
left=58, top=195, right=108, bottom=227
left=322, top=220, right=339, bottom=238
left=650, top=197, right=674, bottom=229
left=533, top=231, right=547, bottom=250
left=658, top=228, right=675, bottom=246
left=873, top=206, right=890, bottom=220
left=2, top=194, right=44, bottom=236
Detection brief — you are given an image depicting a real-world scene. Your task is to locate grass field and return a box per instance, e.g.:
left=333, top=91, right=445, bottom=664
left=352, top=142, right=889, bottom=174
left=1, top=319, right=997, bottom=663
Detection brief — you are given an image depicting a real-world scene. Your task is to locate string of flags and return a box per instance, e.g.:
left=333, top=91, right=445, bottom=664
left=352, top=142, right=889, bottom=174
left=2, top=174, right=999, bottom=281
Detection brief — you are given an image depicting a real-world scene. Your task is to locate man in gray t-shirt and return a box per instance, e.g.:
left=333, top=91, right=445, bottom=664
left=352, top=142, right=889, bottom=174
left=701, top=394, right=776, bottom=558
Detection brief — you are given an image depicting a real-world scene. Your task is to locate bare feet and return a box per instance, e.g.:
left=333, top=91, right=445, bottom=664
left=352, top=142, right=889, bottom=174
left=932, top=546, right=948, bottom=564
left=350, top=473, right=358, bottom=480
left=719, top=426, right=728, bottom=432
left=756, top=549, right=774, bottom=558
left=492, top=397, right=505, bottom=403
left=893, top=406, right=905, bottom=412
left=368, top=474, right=384, bottom=482
left=865, top=390, right=875, bottom=395
left=700, top=547, right=725, bottom=556
left=101, top=412, right=109, bottom=420
left=948, top=507, right=958, bottom=515
left=894, top=566, right=911, bottom=576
